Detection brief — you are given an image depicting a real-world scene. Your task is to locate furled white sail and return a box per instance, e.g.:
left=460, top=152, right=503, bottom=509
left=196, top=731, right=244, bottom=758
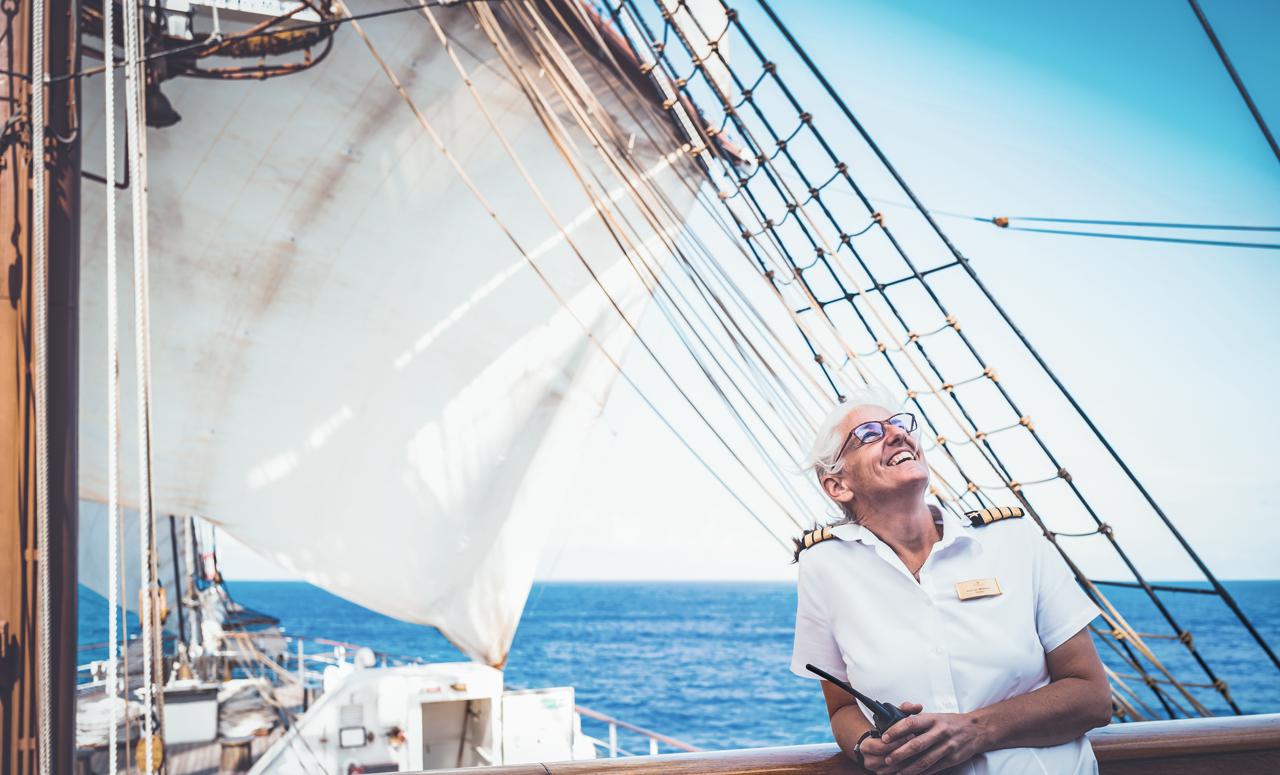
left=77, top=3, right=698, bottom=665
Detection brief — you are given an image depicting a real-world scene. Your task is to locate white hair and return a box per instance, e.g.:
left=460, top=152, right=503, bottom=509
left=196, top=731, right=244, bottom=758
left=804, top=382, right=906, bottom=480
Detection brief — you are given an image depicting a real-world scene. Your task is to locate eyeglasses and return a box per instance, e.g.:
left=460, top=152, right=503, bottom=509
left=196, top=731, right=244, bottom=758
left=835, top=412, right=918, bottom=460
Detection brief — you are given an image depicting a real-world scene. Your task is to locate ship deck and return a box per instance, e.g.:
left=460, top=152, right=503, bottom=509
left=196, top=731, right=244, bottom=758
left=76, top=685, right=301, bottom=775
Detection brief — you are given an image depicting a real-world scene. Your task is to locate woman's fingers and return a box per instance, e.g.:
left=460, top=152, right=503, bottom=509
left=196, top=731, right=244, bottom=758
left=861, top=731, right=913, bottom=758
left=898, top=702, right=924, bottom=715
left=879, top=712, right=935, bottom=745
left=884, top=727, right=946, bottom=769
left=898, top=739, right=955, bottom=775
left=858, top=749, right=902, bottom=775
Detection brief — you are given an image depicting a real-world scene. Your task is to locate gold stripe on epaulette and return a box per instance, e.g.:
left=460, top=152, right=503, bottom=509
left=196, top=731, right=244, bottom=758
left=801, top=525, right=834, bottom=550
left=964, top=506, right=1025, bottom=527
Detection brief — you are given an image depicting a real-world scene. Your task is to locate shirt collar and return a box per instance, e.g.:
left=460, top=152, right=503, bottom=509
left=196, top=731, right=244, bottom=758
left=828, top=505, right=976, bottom=550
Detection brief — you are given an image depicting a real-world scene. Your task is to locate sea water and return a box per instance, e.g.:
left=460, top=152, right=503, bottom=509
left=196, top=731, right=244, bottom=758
left=78, top=580, right=1280, bottom=752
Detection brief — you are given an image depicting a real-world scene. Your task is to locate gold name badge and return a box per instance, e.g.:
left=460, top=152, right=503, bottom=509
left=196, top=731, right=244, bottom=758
left=955, top=578, right=1002, bottom=601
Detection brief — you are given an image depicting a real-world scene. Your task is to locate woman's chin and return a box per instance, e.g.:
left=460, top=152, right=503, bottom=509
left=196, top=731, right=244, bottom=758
left=888, top=462, right=929, bottom=486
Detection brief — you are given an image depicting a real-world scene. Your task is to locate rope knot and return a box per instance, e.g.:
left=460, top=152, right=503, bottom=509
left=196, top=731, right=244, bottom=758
left=1018, top=415, right=1034, bottom=430
left=946, top=314, right=960, bottom=330
left=1098, top=523, right=1114, bottom=538
left=992, top=216, right=1009, bottom=228
left=1057, top=467, right=1071, bottom=481
left=1179, top=631, right=1194, bottom=646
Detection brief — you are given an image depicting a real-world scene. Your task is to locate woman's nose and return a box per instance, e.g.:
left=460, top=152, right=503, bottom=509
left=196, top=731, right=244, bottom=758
left=884, top=422, right=910, bottom=444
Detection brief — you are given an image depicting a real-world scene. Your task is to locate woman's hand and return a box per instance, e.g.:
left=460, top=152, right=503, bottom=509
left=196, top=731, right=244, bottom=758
left=876, top=711, right=986, bottom=775
left=853, top=702, right=923, bottom=774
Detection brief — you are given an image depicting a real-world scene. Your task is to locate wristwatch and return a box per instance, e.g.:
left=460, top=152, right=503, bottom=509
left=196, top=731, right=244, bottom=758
left=852, top=729, right=878, bottom=770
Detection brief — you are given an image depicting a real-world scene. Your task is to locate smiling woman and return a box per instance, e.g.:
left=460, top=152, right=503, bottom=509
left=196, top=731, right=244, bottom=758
left=790, top=384, right=1112, bottom=775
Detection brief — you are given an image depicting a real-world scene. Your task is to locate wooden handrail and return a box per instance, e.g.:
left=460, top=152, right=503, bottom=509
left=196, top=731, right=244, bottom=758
left=410, top=714, right=1280, bottom=775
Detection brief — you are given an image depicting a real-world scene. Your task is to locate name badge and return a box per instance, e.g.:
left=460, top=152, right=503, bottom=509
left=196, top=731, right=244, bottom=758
left=955, top=578, right=1002, bottom=600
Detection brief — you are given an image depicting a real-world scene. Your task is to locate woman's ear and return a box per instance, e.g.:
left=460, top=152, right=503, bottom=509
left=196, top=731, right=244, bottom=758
left=821, top=474, right=854, bottom=506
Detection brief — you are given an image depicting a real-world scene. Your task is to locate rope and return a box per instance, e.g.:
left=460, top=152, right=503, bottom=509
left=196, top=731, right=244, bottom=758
left=1187, top=0, right=1280, bottom=165
left=104, top=0, right=121, bottom=769
left=31, top=0, right=53, bottom=765
left=122, top=0, right=161, bottom=765
left=996, top=215, right=1280, bottom=232
left=1002, top=224, right=1279, bottom=251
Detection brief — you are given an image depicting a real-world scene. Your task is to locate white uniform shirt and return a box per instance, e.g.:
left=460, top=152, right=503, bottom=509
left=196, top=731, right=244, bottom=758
left=791, top=508, right=1102, bottom=775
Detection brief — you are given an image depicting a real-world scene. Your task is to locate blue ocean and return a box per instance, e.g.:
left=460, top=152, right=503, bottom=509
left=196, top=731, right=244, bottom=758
left=78, top=580, right=1280, bottom=752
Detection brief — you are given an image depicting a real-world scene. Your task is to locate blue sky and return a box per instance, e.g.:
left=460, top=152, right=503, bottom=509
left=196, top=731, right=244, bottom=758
left=219, top=0, right=1279, bottom=581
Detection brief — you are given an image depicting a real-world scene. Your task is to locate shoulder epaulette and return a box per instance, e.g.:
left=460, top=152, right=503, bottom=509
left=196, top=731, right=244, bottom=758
left=799, top=525, right=835, bottom=551
left=964, top=506, right=1024, bottom=527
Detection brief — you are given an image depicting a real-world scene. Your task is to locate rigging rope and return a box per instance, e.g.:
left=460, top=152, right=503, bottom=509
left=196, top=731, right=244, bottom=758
left=997, top=225, right=1278, bottom=251
left=123, top=0, right=163, bottom=764
left=31, top=0, right=53, bottom=767
left=104, top=0, right=121, bottom=769
left=1187, top=0, right=1280, bottom=165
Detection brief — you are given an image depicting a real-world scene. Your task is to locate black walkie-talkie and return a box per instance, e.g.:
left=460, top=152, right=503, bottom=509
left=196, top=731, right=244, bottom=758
left=805, top=663, right=912, bottom=734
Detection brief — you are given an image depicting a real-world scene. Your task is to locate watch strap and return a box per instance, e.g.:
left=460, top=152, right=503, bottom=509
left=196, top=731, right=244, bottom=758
left=852, top=729, right=878, bottom=770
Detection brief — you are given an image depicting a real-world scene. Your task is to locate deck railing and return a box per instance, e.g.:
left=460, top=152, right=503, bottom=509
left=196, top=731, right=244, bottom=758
left=411, top=713, right=1280, bottom=775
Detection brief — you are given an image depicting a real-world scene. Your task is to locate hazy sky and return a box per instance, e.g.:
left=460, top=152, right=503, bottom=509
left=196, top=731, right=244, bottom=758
left=218, top=0, right=1280, bottom=582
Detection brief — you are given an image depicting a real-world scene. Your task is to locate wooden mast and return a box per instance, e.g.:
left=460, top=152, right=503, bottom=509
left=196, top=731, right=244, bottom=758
left=1, top=1, right=82, bottom=772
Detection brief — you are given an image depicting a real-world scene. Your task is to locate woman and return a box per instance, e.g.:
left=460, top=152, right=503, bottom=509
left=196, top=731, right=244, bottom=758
left=791, top=387, right=1112, bottom=775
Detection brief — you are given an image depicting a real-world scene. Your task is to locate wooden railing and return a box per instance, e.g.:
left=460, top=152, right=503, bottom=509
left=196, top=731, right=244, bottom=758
left=414, top=713, right=1280, bottom=775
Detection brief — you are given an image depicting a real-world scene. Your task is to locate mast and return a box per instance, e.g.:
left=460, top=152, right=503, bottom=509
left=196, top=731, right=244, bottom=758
left=0, top=1, right=82, bottom=773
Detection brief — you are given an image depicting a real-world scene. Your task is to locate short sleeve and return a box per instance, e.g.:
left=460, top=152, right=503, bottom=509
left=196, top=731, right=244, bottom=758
left=790, top=557, right=848, bottom=682
left=1029, top=520, right=1102, bottom=653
